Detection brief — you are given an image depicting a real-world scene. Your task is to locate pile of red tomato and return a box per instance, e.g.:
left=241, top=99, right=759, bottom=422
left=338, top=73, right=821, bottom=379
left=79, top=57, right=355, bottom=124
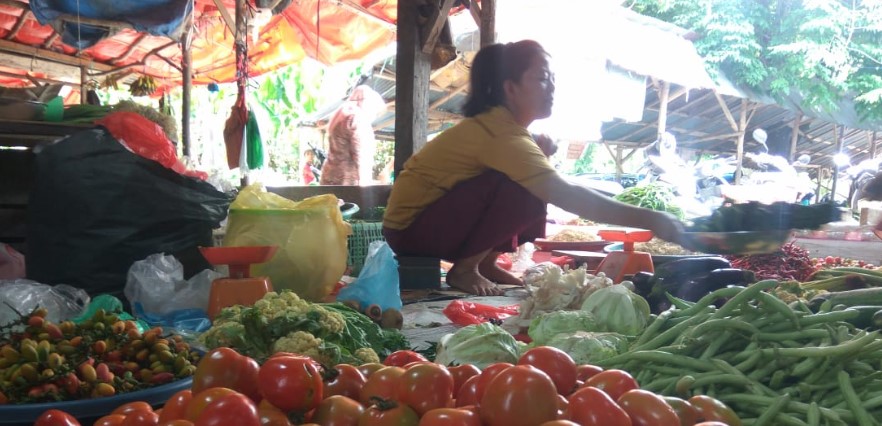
left=33, top=346, right=741, bottom=426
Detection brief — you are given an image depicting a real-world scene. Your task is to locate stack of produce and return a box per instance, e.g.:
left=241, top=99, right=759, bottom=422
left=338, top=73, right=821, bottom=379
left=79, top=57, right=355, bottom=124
left=598, top=280, right=882, bottom=425
left=0, top=308, right=200, bottom=404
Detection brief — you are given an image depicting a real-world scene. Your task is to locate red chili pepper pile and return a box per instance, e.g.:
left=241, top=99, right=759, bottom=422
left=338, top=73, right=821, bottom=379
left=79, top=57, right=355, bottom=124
left=725, top=242, right=819, bottom=281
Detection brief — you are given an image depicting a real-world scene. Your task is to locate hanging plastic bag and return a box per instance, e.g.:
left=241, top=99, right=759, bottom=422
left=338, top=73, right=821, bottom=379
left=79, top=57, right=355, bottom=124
left=223, top=184, right=351, bottom=302
left=123, top=253, right=218, bottom=332
left=336, top=241, right=402, bottom=311
left=0, top=279, right=90, bottom=325
left=442, top=300, right=520, bottom=326
left=0, top=243, right=25, bottom=280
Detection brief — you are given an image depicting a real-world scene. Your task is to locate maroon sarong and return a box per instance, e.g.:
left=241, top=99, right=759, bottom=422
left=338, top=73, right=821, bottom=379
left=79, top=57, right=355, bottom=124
left=383, top=170, right=546, bottom=261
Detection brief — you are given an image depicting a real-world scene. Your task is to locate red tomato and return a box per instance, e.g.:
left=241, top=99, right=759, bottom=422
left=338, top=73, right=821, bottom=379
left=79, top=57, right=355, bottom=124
left=480, top=365, right=559, bottom=426
left=383, top=350, right=428, bottom=367
left=358, top=400, right=419, bottom=426
left=357, top=363, right=385, bottom=379
left=575, top=364, right=604, bottom=382
left=689, top=395, right=742, bottom=426
left=540, top=422, right=580, bottom=426
left=473, top=362, right=513, bottom=402
left=195, top=393, right=260, bottom=426
left=35, top=410, right=81, bottom=426
left=257, top=400, right=293, bottom=426
left=185, top=387, right=238, bottom=421
left=258, top=355, right=324, bottom=413
left=566, top=386, right=631, bottom=426
left=192, top=348, right=262, bottom=403
left=359, top=366, right=404, bottom=406
left=518, top=346, right=578, bottom=395
left=446, top=364, right=480, bottom=395
left=417, top=408, right=481, bottom=426
left=454, top=375, right=480, bottom=407
left=556, top=394, right=569, bottom=418
left=93, top=414, right=126, bottom=426
left=397, top=363, right=454, bottom=415
left=617, top=389, right=680, bottom=426
left=324, top=364, right=368, bottom=400
left=311, top=395, right=365, bottom=426
left=158, top=421, right=195, bottom=426
left=582, top=369, right=639, bottom=401
left=664, top=396, right=699, bottom=426
left=121, top=410, right=160, bottom=426
left=159, top=389, right=193, bottom=422
left=113, top=401, right=155, bottom=416
left=695, top=422, right=731, bottom=426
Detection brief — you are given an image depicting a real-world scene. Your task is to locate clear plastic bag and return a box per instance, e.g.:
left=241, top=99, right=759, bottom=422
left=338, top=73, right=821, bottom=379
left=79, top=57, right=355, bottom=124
left=0, top=279, right=90, bottom=325
left=125, top=253, right=222, bottom=323
left=336, top=241, right=402, bottom=311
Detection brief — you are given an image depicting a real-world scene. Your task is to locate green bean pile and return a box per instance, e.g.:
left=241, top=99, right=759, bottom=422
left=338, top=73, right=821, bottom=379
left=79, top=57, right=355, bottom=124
left=597, top=280, right=882, bottom=426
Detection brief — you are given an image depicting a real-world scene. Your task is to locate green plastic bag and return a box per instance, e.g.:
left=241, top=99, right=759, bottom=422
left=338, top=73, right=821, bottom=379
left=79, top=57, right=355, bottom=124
left=72, top=294, right=149, bottom=332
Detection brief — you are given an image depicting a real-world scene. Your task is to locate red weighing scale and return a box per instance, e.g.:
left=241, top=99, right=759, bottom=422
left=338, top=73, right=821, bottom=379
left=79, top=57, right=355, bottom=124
left=199, top=245, right=278, bottom=320
left=595, top=229, right=655, bottom=283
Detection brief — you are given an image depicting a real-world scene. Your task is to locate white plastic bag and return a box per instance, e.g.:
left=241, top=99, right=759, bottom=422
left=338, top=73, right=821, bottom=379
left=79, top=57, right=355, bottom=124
left=0, top=243, right=25, bottom=280
left=0, top=279, right=89, bottom=325
left=124, top=253, right=220, bottom=316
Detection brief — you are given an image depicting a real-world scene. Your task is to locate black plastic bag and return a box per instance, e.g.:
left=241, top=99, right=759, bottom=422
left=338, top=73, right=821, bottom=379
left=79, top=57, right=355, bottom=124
left=27, top=128, right=233, bottom=300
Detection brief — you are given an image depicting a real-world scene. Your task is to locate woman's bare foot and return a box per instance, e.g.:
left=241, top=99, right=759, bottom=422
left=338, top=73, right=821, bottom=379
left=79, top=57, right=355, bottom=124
left=447, top=264, right=505, bottom=296
left=479, top=252, right=525, bottom=286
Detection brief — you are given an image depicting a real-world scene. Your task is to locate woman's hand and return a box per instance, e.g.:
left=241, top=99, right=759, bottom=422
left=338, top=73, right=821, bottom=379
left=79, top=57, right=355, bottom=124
left=533, top=133, right=558, bottom=157
left=650, top=211, right=687, bottom=246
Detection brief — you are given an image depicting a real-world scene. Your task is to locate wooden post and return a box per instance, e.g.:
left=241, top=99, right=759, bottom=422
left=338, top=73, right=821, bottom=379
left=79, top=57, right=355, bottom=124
left=480, top=0, right=496, bottom=47
left=615, top=145, right=623, bottom=184
left=657, top=81, right=670, bottom=139
left=871, top=131, right=877, bottom=159
left=181, top=25, right=192, bottom=158
left=80, top=66, right=88, bottom=105
left=789, top=113, right=802, bottom=162
left=831, top=125, right=842, bottom=202
left=734, top=99, right=748, bottom=185
left=394, top=0, right=431, bottom=176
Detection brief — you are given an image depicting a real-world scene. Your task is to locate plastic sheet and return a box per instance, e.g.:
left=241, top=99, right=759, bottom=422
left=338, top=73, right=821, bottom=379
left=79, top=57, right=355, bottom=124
left=442, top=300, right=520, bottom=326
left=336, top=241, right=402, bottom=311
left=0, top=280, right=89, bottom=325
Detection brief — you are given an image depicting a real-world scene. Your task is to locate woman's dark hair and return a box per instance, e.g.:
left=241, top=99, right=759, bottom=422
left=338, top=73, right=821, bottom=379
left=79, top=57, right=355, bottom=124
left=462, top=40, right=548, bottom=117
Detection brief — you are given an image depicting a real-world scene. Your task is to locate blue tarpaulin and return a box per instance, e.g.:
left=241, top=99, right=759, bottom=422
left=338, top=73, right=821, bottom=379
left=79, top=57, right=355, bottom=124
left=30, top=0, right=191, bottom=49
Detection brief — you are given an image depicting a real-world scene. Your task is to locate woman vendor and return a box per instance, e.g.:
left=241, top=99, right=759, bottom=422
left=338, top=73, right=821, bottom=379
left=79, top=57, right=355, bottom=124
left=382, top=40, right=685, bottom=296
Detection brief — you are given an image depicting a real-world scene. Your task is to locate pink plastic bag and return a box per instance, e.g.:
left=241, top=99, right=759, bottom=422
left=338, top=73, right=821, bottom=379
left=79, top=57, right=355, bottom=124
left=0, top=243, right=25, bottom=280
left=443, top=300, right=520, bottom=326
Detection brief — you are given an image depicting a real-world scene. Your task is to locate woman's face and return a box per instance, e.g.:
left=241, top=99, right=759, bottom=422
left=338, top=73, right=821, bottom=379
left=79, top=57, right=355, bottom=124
left=505, top=54, right=555, bottom=125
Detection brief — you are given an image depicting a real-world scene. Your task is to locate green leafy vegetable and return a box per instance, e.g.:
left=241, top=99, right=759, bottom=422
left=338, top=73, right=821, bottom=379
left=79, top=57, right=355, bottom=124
left=581, top=285, right=651, bottom=336
left=527, top=310, right=600, bottom=346
left=543, top=331, right=630, bottom=365
left=434, top=322, right=525, bottom=369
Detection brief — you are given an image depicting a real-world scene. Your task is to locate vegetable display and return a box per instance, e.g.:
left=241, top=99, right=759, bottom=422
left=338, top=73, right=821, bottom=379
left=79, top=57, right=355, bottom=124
left=598, top=280, right=882, bottom=425
left=0, top=307, right=200, bottom=404
left=199, top=290, right=409, bottom=365
left=614, top=183, right=685, bottom=219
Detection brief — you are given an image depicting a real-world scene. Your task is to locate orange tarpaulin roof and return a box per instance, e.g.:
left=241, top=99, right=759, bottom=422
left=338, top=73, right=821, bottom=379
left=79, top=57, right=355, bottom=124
left=0, top=0, right=397, bottom=90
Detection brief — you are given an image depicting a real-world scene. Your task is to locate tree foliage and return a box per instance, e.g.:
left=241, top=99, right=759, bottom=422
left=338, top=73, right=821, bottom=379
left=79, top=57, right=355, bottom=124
left=627, top=0, right=882, bottom=122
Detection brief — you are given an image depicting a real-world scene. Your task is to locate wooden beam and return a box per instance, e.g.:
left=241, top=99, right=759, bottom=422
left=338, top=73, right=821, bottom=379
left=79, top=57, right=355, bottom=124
left=714, top=91, right=739, bottom=132
left=42, top=33, right=59, bottom=49
left=111, top=33, right=147, bottom=64
left=0, top=51, right=82, bottom=82
left=0, top=39, right=114, bottom=72
left=340, top=0, right=397, bottom=30
left=872, top=131, right=878, bottom=159
left=5, top=10, right=30, bottom=41
left=0, top=70, right=79, bottom=87
left=394, top=0, right=431, bottom=175
left=468, top=0, right=482, bottom=27
left=789, top=113, right=802, bottom=162
left=211, top=0, right=236, bottom=36
left=0, top=0, right=27, bottom=10
left=479, top=0, right=495, bottom=47
left=54, top=13, right=133, bottom=31
left=656, top=81, right=670, bottom=138
left=735, top=98, right=748, bottom=184
left=181, top=24, right=193, bottom=157
left=421, top=0, right=456, bottom=54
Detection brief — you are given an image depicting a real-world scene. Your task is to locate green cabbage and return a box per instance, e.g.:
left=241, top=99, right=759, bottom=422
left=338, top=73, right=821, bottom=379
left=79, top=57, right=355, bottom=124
left=544, top=331, right=630, bottom=365
left=527, top=310, right=600, bottom=345
left=434, top=322, right=524, bottom=369
left=580, top=284, right=651, bottom=336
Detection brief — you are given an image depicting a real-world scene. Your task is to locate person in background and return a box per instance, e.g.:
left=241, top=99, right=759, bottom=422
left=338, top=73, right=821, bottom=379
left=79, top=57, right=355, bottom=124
left=301, top=148, right=320, bottom=185
left=383, top=40, right=685, bottom=296
left=320, top=85, right=387, bottom=185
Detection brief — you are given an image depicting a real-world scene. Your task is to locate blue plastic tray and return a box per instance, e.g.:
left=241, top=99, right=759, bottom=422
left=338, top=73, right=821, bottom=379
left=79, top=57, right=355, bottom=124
left=0, top=377, right=192, bottom=425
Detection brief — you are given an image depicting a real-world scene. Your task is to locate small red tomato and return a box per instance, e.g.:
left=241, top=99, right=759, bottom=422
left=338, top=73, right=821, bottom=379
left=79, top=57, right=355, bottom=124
left=454, top=375, right=480, bottom=407
left=518, top=346, right=578, bottom=395
left=617, top=389, right=680, bottom=426
left=689, top=395, right=742, bottom=426
left=582, top=369, right=639, bottom=401
left=418, top=408, right=481, bottom=426
left=196, top=393, right=260, bottom=426
left=575, top=364, right=604, bottom=382
left=35, top=409, right=81, bottom=426
left=664, top=396, right=699, bottom=426
left=446, top=364, right=481, bottom=395
left=397, top=363, right=454, bottom=415
left=383, top=350, right=428, bottom=367
left=566, top=386, right=631, bottom=426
